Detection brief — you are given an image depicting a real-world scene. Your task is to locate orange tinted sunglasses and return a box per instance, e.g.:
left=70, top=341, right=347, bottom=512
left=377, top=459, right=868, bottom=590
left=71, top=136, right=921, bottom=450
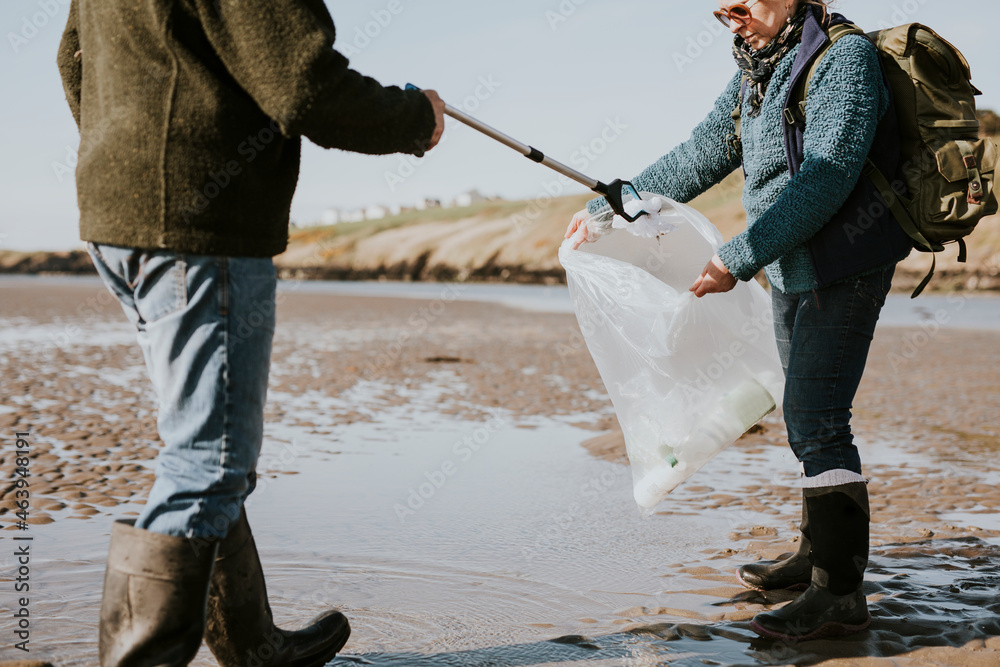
left=713, top=0, right=761, bottom=28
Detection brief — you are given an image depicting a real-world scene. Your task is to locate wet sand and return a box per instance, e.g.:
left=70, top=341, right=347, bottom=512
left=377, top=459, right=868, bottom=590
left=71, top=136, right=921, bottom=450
left=1, top=277, right=999, bottom=666
left=582, top=324, right=1000, bottom=665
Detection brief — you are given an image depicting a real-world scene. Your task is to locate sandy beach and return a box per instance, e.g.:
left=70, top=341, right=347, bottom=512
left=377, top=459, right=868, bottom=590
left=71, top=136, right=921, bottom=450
left=1, top=276, right=999, bottom=666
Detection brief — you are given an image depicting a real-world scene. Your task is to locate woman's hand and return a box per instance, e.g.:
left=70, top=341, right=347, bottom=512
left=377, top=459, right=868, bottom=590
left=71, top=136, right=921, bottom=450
left=564, top=208, right=592, bottom=249
left=690, top=254, right=737, bottom=298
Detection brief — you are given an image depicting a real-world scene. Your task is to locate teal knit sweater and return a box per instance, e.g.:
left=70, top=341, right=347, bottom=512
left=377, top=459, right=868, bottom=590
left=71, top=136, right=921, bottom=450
left=589, top=36, right=890, bottom=294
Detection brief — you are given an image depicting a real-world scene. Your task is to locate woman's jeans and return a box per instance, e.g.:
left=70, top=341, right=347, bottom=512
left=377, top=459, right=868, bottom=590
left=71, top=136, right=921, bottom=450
left=771, top=265, right=895, bottom=479
left=87, top=242, right=276, bottom=539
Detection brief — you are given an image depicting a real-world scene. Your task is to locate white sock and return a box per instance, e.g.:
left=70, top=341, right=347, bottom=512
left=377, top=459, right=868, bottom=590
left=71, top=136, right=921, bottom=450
left=800, top=467, right=868, bottom=488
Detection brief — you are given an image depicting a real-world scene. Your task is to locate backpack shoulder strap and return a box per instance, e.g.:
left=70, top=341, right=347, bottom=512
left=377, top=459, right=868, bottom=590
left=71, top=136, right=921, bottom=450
left=787, top=22, right=867, bottom=124
left=733, top=75, right=748, bottom=131
left=729, top=74, right=749, bottom=160
left=790, top=22, right=938, bottom=297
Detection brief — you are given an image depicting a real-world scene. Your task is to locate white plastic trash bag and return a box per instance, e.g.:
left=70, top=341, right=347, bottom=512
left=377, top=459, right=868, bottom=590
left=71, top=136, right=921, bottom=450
left=559, top=195, right=785, bottom=509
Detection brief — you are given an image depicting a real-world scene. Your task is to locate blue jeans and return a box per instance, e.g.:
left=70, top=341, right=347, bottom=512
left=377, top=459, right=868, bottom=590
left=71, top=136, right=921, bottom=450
left=87, top=242, right=276, bottom=539
left=771, top=265, right=895, bottom=478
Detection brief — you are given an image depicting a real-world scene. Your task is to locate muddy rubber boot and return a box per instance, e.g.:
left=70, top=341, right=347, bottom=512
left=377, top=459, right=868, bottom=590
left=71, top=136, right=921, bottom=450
left=100, top=520, right=218, bottom=667
left=738, top=495, right=811, bottom=591
left=204, top=509, right=350, bottom=667
left=750, top=482, right=871, bottom=642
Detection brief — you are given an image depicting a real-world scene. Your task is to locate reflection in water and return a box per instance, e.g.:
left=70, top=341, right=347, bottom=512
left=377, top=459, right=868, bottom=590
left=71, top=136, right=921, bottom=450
left=2, top=278, right=1000, bottom=666
left=15, top=408, right=1000, bottom=667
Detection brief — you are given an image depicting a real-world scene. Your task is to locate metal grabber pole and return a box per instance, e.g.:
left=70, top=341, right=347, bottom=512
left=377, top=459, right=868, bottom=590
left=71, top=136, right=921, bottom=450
left=406, top=84, right=646, bottom=222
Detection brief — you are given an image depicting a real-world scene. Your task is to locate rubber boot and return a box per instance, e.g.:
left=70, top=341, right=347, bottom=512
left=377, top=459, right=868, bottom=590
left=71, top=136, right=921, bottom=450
left=750, top=482, right=871, bottom=642
left=738, top=494, right=811, bottom=591
left=204, top=509, right=350, bottom=667
left=100, top=520, right=218, bottom=667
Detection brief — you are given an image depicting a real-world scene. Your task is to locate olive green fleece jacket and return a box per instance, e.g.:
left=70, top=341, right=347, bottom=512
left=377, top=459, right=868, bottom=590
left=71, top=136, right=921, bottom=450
left=57, top=0, right=436, bottom=258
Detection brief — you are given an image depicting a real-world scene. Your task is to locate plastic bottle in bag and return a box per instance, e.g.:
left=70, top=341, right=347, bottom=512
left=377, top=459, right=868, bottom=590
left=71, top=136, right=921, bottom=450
left=632, top=374, right=777, bottom=508
left=560, top=195, right=784, bottom=509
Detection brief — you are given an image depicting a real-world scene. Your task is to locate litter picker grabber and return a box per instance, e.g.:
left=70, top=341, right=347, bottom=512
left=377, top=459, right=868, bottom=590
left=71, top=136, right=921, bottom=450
left=407, top=84, right=647, bottom=223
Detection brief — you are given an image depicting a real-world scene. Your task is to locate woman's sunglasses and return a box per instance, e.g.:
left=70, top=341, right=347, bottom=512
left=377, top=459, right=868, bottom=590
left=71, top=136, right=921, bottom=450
left=713, top=0, right=761, bottom=28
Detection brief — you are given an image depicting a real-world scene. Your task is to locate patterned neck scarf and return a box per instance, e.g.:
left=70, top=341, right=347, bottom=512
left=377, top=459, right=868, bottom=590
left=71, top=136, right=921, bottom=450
left=732, top=5, right=809, bottom=117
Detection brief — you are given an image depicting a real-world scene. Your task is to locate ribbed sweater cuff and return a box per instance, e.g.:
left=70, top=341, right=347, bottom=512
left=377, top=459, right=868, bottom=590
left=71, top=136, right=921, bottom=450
left=586, top=196, right=610, bottom=216
left=717, top=234, right=758, bottom=282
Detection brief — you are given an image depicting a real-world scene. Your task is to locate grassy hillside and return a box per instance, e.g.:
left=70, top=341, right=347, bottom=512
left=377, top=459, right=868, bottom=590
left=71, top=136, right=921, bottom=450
left=3, top=169, right=998, bottom=293
left=275, top=170, right=1000, bottom=293
left=274, top=172, right=751, bottom=284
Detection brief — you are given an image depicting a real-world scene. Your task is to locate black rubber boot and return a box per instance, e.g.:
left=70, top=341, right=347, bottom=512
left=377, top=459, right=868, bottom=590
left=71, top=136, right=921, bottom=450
left=204, top=509, right=351, bottom=667
left=738, top=494, right=811, bottom=591
left=750, top=482, right=871, bottom=642
left=99, top=520, right=218, bottom=667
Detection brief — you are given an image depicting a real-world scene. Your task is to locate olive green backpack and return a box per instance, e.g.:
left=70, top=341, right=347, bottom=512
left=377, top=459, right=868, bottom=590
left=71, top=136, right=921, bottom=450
left=794, top=23, right=998, bottom=296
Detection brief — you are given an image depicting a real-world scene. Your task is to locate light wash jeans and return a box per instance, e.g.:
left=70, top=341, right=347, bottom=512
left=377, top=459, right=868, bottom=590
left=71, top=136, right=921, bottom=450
left=87, top=242, right=276, bottom=539
left=771, top=265, right=895, bottom=479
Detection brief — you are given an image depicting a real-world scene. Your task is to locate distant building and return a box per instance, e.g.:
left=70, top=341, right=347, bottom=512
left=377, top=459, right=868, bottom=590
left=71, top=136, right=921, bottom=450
left=415, top=197, right=442, bottom=211
left=316, top=194, right=493, bottom=226
left=321, top=209, right=341, bottom=226
left=453, top=189, right=487, bottom=208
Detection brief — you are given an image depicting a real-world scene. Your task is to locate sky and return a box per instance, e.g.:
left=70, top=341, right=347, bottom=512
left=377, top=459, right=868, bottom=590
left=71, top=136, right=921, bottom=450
left=0, top=0, right=997, bottom=251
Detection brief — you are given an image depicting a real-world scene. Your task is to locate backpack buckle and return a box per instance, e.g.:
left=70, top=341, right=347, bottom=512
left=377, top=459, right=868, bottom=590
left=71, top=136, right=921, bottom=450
left=963, top=155, right=978, bottom=169
left=968, top=181, right=983, bottom=205
left=783, top=107, right=797, bottom=125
